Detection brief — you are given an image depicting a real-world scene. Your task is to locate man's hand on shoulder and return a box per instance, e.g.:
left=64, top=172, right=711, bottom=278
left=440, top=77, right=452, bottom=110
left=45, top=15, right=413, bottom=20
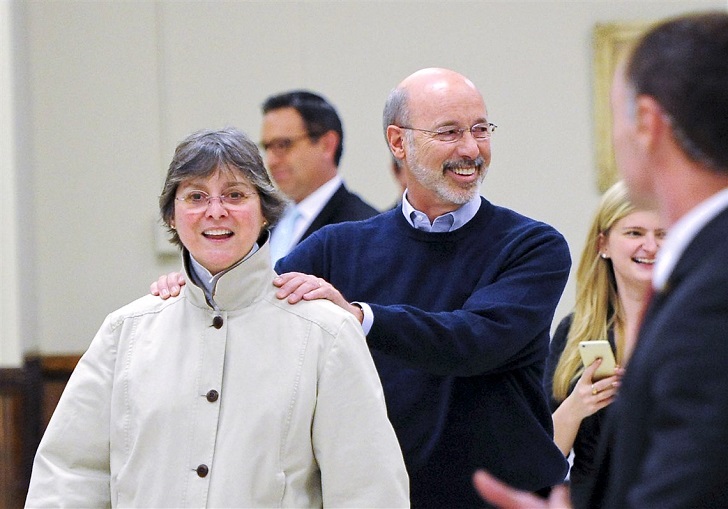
left=273, top=272, right=364, bottom=323
left=150, top=272, right=186, bottom=299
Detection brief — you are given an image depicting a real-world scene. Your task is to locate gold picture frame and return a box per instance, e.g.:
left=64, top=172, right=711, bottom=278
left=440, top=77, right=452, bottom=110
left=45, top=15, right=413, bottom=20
left=593, top=21, right=655, bottom=192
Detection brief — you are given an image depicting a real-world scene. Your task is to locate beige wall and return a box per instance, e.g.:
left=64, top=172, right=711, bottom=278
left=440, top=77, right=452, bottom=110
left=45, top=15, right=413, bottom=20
left=3, top=0, right=725, bottom=361
left=1, top=0, right=22, bottom=366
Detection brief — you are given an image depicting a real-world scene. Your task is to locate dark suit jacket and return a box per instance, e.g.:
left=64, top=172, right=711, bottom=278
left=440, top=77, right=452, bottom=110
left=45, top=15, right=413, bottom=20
left=298, top=183, right=379, bottom=243
left=586, top=205, right=728, bottom=508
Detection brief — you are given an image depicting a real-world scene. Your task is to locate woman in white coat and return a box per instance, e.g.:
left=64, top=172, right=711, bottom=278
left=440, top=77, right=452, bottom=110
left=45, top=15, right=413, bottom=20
left=25, top=127, right=409, bottom=508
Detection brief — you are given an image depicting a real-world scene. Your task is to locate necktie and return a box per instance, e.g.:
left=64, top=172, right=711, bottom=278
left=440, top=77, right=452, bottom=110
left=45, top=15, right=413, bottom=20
left=269, top=206, right=301, bottom=263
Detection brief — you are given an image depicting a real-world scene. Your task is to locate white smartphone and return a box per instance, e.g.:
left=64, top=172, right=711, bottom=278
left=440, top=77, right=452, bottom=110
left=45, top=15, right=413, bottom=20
left=578, top=340, right=617, bottom=381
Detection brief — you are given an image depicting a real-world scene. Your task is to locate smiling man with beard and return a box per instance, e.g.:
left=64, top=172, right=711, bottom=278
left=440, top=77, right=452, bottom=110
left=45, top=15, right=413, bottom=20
left=271, top=68, right=572, bottom=507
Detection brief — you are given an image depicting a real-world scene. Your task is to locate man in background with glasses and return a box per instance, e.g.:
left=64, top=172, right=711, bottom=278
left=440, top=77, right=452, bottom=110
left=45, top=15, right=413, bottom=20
left=272, top=68, right=571, bottom=507
left=259, top=90, right=378, bottom=263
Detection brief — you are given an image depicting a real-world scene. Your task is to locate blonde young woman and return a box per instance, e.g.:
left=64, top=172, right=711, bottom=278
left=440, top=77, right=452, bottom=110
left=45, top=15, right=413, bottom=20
left=543, top=180, right=666, bottom=508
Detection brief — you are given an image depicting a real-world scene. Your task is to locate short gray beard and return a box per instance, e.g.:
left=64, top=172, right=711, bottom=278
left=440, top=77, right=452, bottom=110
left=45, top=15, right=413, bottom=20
left=407, top=139, right=487, bottom=205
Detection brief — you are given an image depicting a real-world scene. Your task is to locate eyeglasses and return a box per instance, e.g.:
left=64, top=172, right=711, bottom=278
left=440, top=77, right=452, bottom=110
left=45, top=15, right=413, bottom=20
left=259, top=133, right=312, bottom=155
left=397, top=122, right=497, bottom=143
left=175, top=188, right=258, bottom=212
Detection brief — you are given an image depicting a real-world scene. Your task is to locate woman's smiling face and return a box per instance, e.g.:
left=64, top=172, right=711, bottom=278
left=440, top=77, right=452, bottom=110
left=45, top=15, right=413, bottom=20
left=599, top=209, right=666, bottom=290
left=173, top=167, right=264, bottom=275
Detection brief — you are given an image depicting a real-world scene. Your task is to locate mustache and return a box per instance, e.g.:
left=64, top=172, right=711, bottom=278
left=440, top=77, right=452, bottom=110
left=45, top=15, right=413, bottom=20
left=442, top=156, right=485, bottom=172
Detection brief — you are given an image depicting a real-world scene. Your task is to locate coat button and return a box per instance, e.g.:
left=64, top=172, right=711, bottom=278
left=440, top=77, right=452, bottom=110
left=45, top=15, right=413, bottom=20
left=206, top=389, right=219, bottom=402
left=196, top=464, right=209, bottom=477
left=212, top=315, right=223, bottom=329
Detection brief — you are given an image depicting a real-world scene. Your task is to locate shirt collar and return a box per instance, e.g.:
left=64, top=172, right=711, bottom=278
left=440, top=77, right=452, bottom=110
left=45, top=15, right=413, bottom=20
left=653, top=187, right=728, bottom=291
left=401, top=190, right=481, bottom=232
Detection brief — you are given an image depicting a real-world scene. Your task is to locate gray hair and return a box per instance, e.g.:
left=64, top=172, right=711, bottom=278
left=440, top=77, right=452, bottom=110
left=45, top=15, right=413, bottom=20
left=159, top=127, right=287, bottom=247
left=383, top=87, right=415, bottom=163
left=382, top=87, right=411, bottom=141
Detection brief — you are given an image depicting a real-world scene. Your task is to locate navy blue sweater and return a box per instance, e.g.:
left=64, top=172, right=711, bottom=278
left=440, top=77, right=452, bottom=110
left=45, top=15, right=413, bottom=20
left=277, top=198, right=571, bottom=507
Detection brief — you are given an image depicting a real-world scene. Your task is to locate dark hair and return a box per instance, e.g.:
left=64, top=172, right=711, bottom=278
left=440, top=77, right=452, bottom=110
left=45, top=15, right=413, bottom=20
left=627, top=11, right=728, bottom=172
left=159, top=127, right=287, bottom=247
left=261, top=90, right=344, bottom=165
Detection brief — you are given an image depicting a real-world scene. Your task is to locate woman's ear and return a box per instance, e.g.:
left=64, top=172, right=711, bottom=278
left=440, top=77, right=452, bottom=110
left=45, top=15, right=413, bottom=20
left=597, top=232, right=608, bottom=258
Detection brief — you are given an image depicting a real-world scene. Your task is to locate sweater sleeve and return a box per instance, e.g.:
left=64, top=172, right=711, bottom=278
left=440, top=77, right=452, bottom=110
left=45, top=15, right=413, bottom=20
left=311, top=314, right=409, bottom=508
left=544, top=313, right=573, bottom=412
left=367, top=226, right=571, bottom=376
left=25, top=316, right=116, bottom=508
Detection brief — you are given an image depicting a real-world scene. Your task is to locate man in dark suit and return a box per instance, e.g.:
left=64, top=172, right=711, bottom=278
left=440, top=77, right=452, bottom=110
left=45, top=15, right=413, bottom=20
left=259, top=90, right=378, bottom=262
left=474, top=10, right=728, bottom=509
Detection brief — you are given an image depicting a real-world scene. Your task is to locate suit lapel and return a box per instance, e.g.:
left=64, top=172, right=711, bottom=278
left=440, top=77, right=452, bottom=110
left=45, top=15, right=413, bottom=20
left=300, top=183, right=346, bottom=242
left=639, top=206, right=728, bottom=344
left=655, top=205, right=728, bottom=305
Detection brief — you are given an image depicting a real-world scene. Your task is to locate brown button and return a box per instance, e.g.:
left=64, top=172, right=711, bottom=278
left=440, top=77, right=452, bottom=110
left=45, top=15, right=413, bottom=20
left=212, top=315, right=223, bottom=329
left=206, top=390, right=219, bottom=402
left=196, top=464, right=209, bottom=477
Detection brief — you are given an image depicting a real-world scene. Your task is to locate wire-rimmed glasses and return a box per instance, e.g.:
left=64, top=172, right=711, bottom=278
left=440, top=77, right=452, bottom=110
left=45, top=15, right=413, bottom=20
left=397, top=122, right=497, bottom=143
left=175, top=188, right=258, bottom=212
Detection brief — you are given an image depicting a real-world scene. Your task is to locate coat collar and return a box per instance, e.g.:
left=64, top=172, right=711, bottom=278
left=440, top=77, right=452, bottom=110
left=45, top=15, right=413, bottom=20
left=182, top=233, right=275, bottom=312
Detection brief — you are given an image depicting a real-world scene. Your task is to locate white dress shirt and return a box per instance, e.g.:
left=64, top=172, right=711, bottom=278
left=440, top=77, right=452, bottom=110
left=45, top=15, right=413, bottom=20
left=269, top=176, right=344, bottom=263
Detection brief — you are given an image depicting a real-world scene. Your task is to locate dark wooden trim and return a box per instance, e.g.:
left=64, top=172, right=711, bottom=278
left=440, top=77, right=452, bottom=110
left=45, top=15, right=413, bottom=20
left=0, top=354, right=81, bottom=506
left=0, top=366, right=29, bottom=387
left=0, top=357, right=43, bottom=506
left=40, top=354, right=82, bottom=379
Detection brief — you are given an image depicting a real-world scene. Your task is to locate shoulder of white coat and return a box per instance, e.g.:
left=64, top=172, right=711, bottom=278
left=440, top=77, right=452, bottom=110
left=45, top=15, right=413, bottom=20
left=262, top=293, right=363, bottom=340
left=105, top=292, right=186, bottom=331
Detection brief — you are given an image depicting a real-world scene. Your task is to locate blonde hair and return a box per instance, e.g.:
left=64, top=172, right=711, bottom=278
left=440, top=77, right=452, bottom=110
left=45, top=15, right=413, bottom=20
left=552, top=181, right=635, bottom=401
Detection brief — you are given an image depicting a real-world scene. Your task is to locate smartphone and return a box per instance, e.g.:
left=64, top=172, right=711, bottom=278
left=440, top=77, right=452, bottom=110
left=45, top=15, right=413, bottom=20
left=578, top=340, right=617, bottom=381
